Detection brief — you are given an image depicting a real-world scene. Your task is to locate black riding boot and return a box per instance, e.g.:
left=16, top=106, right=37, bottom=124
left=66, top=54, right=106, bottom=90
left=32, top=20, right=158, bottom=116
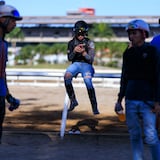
left=87, top=88, right=99, bottom=115
left=65, top=83, right=78, bottom=111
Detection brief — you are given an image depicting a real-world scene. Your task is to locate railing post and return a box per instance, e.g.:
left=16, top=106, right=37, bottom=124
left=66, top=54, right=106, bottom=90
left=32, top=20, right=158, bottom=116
left=60, top=93, right=69, bottom=139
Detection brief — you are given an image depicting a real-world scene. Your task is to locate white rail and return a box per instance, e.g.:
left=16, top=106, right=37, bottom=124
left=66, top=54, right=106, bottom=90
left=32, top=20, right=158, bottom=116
left=6, top=68, right=121, bottom=88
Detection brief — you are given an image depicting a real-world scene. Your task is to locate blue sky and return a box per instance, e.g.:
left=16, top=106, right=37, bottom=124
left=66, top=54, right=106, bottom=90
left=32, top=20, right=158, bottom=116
left=8, top=0, right=160, bottom=16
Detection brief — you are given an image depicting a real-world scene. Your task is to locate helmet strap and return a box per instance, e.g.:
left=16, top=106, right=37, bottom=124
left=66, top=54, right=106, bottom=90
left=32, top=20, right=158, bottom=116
left=142, top=30, right=147, bottom=39
left=0, top=17, right=10, bottom=33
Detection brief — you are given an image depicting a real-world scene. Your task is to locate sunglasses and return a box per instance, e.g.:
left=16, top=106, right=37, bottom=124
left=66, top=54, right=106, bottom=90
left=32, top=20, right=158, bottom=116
left=77, top=32, right=85, bottom=36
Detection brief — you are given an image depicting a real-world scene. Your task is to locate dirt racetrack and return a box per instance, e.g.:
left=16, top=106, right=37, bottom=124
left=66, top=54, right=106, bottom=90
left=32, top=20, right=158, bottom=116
left=0, top=85, right=158, bottom=160
left=4, top=85, right=127, bottom=134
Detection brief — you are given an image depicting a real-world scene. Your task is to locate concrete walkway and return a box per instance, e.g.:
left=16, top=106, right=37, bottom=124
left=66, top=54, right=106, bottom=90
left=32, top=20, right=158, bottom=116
left=0, top=131, right=152, bottom=160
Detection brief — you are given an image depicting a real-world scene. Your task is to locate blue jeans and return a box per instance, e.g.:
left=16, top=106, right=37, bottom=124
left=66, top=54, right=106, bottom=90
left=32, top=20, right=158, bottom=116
left=125, top=100, right=160, bottom=160
left=65, top=62, right=95, bottom=89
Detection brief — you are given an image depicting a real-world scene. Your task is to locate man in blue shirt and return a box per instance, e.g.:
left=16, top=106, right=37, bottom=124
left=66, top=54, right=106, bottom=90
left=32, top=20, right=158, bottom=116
left=151, top=18, right=160, bottom=52
left=150, top=18, right=160, bottom=132
left=0, top=1, right=22, bottom=144
left=151, top=34, right=160, bottom=52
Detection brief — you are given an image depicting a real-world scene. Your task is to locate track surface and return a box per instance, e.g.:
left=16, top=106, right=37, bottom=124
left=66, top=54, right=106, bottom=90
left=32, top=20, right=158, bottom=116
left=1, top=86, right=158, bottom=160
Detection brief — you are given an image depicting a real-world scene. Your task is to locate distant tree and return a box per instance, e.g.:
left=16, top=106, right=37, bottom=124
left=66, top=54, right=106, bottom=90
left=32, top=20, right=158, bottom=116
left=35, top=43, right=49, bottom=55
left=107, top=42, right=127, bottom=58
left=6, top=27, right=24, bottom=53
left=94, top=41, right=127, bottom=67
left=48, top=43, right=67, bottom=55
left=89, top=23, right=115, bottom=65
left=6, top=27, right=24, bottom=40
left=89, top=23, right=114, bottom=39
left=15, top=45, right=35, bottom=65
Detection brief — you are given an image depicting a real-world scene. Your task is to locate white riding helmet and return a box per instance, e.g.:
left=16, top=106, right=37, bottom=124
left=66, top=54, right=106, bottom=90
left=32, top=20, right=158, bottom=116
left=126, top=19, right=150, bottom=38
left=0, top=1, right=22, bottom=20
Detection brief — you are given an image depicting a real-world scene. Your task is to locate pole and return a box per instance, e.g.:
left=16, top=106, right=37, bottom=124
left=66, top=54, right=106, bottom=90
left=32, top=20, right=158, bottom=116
left=60, top=93, right=69, bottom=139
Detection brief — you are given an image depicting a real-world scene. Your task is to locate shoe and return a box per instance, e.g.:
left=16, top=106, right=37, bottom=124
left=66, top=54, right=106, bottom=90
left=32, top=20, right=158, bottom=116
left=68, top=99, right=78, bottom=112
left=93, top=110, right=100, bottom=115
left=68, top=128, right=81, bottom=134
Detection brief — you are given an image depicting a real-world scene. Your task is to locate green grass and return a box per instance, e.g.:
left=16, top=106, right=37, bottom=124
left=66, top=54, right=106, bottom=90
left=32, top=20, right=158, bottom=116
left=7, top=63, right=70, bottom=69
left=7, top=63, right=120, bottom=71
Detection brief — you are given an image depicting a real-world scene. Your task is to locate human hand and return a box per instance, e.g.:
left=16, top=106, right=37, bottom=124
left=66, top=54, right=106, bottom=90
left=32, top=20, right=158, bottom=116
left=6, top=94, right=20, bottom=111
left=74, top=44, right=85, bottom=53
left=114, top=102, right=126, bottom=122
left=114, top=102, right=124, bottom=113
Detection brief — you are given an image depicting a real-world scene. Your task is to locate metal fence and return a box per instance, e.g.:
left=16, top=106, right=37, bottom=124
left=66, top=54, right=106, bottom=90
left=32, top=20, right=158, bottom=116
left=6, top=68, right=121, bottom=88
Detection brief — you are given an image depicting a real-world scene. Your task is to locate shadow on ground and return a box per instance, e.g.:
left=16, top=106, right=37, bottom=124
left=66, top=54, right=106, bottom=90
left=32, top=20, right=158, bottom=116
left=4, top=105, right=128, bottom=135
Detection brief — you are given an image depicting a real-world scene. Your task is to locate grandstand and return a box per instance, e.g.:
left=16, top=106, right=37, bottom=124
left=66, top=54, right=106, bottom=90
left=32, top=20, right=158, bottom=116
left=12, top=15, right=160, bottom=46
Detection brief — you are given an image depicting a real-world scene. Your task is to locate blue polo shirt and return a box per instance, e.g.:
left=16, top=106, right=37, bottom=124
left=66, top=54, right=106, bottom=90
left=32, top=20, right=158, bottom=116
left=151, top=34, right=160, bottom=52
left=0, top=40, right=8, bottom=96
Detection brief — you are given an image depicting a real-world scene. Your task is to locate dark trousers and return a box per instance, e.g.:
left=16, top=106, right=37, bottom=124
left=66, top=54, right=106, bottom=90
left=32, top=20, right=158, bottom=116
left=0, top=96, right=5, bottom=142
